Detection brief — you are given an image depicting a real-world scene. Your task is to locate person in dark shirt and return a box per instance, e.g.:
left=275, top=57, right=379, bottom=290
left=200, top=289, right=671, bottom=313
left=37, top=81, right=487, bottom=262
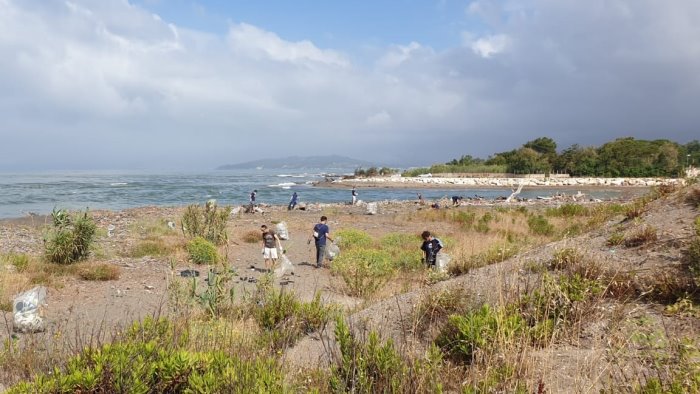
left=420, top=230, right=443, bottom=268
left=260, top=224, right=282, bottom=272
left=452, top=196, right=463, bottom=206
left=309, top=216, right=334, bottom=268
left=351, top=187, right=358, bottom=205
left=288, top=191, right=298, bottom=211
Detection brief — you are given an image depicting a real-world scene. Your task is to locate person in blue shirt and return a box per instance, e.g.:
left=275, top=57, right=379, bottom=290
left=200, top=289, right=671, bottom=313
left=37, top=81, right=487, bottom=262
left=288, top=191, right=298, bottom=211
left=420, top=230, right=443, bottom=268
left=309, top=216, right=334, bottom=268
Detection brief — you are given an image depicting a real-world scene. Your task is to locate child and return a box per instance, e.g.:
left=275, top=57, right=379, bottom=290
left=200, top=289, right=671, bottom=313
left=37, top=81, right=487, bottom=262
left=420, top=230, right=443, bottom=268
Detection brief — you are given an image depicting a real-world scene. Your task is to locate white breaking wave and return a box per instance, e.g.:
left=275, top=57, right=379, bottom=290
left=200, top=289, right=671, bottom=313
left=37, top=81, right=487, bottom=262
left=268, top=182, right=296, bottom=188
left=110, top=182, right=128, bottom=186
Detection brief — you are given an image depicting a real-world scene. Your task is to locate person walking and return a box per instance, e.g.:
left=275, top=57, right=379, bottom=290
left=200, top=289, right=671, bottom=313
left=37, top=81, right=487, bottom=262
left=420, top=230, right=443, bottom=269
left=288, top=191, right=298, bottom=211
left=309, top=215, right=333, bottom=268
left=351, top=187, right=358, bottom=205
left=260, top=224, right=282, bottom=273
left=247, top=189, right=258, bottom=213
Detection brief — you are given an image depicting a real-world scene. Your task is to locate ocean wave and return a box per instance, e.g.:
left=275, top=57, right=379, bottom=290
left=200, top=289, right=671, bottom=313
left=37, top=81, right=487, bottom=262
left=110, top=182, right=128, bottom=186
left=268, top=182, right=296, bottom=188
left=277, top=174, right=306, bottom=178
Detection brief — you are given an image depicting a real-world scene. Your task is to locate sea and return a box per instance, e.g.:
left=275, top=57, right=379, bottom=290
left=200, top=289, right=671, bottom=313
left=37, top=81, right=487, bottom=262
left=0, top=169, right=642, bottom=219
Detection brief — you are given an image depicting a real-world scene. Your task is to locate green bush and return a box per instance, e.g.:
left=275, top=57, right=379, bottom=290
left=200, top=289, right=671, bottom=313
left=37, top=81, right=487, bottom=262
left=380, top=233, right=422, bottom=271
left=607, top=232, right=625, bottom=246
left=44, top=209, right=96, bottom=264
left=436, top=304, right=525, bottom=364
left=334, top=229, right=373, bottom=249
left=548, top=248, right=583, bottom=270
left=331, top=249, right=393, bottom=297
left=694, top=216, right=700, bottom=236
left=330, top=318, right=443, bottom=393
left=527, top=215, right=554, bottom=236
left=8, top=318, right=285, bottom=393
left=546, top=203, right=589, bottom=217
left=186, top=237, right=219, bottom=265
left=181, top=201, right=231, bottom=245
left=4, top=253, right=30, bottom=273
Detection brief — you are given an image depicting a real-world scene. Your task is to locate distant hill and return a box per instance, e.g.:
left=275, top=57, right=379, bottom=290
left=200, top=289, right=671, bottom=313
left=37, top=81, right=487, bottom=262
left=216, top=155, right=376, bottom=170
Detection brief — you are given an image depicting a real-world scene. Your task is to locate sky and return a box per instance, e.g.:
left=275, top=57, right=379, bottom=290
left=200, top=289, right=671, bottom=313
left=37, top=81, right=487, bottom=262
left=1, top=0, right=699, bottom=171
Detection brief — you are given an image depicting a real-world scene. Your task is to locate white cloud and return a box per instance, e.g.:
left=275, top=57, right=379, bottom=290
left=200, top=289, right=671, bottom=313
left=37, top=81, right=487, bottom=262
left=227, top=23, right=349, bottom=67
left=366, top=110, right=392, bottom=126
left=0, top=0, right=699, bottom=170
left=467, top=34, right=510, bottom=58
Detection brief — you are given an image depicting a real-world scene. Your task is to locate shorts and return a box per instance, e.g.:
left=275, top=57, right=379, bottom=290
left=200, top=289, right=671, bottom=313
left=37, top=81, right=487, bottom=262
left=263, top=247, right=278, bottom=259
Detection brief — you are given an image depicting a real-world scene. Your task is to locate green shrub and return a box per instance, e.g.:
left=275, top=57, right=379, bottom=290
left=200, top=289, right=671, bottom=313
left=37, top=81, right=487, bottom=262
left=436, top=304, right=525, bottom=363
left=181, top=201, right=231, bottom=245
left=694, top=216, right=700, bottom=237
left=546, top=203, right=589, bottom=217
left=331, top=249, right=393, bottom=297
left=5, top=253, right=30, bottom=273
left=380, top=233, right=422, bottom=271
left=453, top=211, right=477, bottom=229
left=330, top=318, right=443, bottom=393
left=527, top=215, right=554, bottom=236
left=44, top=209, right=97, bottom=264
left=186, top=237, right=219, bottom=264
left=8, top=319, right=285, bottom=393
left=334, top=229, right=373, bottom=249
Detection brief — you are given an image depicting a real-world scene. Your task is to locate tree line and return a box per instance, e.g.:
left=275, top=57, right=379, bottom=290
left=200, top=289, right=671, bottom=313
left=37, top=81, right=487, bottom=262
left=443, top=137, right=699, bottom=177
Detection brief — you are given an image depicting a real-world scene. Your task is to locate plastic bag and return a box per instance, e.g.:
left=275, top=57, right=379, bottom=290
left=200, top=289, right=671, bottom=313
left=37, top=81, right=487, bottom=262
left=436, top=253, right=451, bottom=273
left=274, top=253, right=294, bottom=278
left=366, top=202, right=378, bottom=215
left=276, top=221, right=289, bottom=240
left=325, top=243, right=340, bottom=261
left=13, top=286, right=47, bottom=333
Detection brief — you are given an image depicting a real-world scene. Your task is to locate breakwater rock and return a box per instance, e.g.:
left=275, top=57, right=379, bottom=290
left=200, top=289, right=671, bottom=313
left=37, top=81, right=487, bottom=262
left=335, top=176, right=684, bottom=187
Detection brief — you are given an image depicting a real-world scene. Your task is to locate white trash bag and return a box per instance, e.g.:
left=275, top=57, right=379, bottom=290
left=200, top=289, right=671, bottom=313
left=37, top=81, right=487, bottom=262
left=275, top=222, right=289, bottom=240
left=13, top=286, right=47, bottom=333
left=366, top=202, right=378, bottom=215
left=325, top=243, right=340, bottom=261
left=274, top=253, right=294, bottom=278
left=436, top=253, right=451, bottom=273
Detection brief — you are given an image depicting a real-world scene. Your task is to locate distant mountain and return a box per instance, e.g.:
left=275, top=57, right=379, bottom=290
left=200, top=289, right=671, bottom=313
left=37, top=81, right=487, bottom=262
left=216, top=155, right=376, bottom=170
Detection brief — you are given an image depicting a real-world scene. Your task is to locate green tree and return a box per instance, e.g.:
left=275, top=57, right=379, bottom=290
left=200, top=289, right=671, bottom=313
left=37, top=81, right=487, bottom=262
left=507, top=147, right=550, bottom=174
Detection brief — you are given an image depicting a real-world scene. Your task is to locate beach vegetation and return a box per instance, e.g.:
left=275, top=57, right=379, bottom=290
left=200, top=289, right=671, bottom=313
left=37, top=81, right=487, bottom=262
left=527, top=215, right=554, bottom=236
left=331, top=249, right=393, bottom=297
left=127, top=237, right=175, bottom=257
left=43, top=208, right=97, bottom=264
left=686, top=187, right=700, bottom=208
left=354, top=166, right=398, bottom=177
left=624, top=225, right=658, bottom=247
left=241, top=230, right=260, bottom=243
left=334, top=229, right=373, bottom=249
left=76, top=263, right=120, bottom=281
left=181, top=201, right=231, bottom=245
left=186, top=237, right=219, bottom=264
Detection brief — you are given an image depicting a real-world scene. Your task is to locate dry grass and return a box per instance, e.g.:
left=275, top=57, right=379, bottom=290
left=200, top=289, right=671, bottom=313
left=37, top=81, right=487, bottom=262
left=75, top=262, right=121, bottom=281
left=241, top=230, right=261, bottom=244
left=624, top=225, right=658, bottom=248
left=686, top=187, right=700, bottom=208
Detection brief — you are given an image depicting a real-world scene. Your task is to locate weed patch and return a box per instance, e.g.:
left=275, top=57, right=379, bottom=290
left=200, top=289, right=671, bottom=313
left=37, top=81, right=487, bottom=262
left=331, top=249, right=393, bottom=297
left=43, top=208, right=96, bottom=264
left=76, top=263, right=120, bottom=281
left=181, top=201, right=231, bottom=245
left=527, top=215, right=554, bottom=236
left=186, top=237, right=219, bottom=264
left=624, top=226, right=658, bottom=247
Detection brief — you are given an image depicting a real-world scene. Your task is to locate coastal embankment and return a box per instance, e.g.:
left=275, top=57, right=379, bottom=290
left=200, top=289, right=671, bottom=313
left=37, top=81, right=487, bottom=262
left=325, top=175, right=684, bottom=188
